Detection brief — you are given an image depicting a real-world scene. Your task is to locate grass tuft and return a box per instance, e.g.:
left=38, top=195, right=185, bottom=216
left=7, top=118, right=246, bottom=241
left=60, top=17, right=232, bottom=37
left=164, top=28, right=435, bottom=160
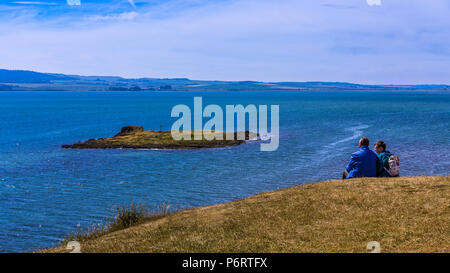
left=108, top=204, right=147, bottom=233
left=61, top=203, right=172, bottom=245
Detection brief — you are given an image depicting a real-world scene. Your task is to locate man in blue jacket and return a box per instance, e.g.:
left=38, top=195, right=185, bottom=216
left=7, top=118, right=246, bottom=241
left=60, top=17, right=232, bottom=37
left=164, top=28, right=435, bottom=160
left=343, top=137, right=378, bottom=179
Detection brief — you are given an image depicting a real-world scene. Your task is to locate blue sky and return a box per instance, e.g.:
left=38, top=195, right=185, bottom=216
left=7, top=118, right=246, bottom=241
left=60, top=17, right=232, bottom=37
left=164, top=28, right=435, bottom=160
left=1, top=0, right=449, bottom=84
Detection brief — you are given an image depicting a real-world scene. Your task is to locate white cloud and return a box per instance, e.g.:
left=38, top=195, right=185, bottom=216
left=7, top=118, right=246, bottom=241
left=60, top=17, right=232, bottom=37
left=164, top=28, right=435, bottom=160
left=67, top=0, right=81, bottom=6
left=366, top=0, right=381, bottom=6
left=128, top=0, right=136, bottom=8
left=11, top=1, right=58, bottom=5
left=0, top=0, right=449, bottom=84
left=88, top=11, right=139, bottom=21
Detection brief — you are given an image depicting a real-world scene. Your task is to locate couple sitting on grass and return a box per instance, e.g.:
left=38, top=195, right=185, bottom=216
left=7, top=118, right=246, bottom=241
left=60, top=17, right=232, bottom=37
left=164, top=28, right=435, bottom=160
left=343, top=137, right=400, bottom=179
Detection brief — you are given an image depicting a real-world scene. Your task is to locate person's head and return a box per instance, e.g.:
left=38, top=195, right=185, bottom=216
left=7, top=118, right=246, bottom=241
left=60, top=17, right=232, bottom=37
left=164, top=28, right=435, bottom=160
left=359, top=137, right=370, bottom=148
left=374, top=140, right=386, bottom=154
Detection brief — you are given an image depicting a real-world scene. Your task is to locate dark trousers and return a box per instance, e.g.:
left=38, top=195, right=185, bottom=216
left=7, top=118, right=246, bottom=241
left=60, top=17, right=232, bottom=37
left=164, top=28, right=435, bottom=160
left=342, top=170, right=349, bottom=179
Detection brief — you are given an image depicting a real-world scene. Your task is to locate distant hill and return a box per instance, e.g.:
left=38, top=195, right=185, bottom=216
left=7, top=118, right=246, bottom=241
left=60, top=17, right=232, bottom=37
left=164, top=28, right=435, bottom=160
left=0, top=69, right=75, bottom=83
left=0, top=84, right=13, bottom=91
left=0, top=69, right=448, bottom=91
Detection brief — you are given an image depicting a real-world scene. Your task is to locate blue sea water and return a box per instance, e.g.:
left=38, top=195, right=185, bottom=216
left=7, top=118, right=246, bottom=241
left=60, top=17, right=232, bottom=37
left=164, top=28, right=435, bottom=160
left=0, top=90, right=449, bottom=252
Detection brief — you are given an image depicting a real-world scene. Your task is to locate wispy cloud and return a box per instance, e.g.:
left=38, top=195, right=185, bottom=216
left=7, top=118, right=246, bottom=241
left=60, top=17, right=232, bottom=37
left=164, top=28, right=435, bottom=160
left=127, top=0, right=136, bottom=8
left=0, top=0, right=449, bottom=84
left=11, top=1, right=58, bottom=5
left=88, top=11, right=139, bottom=21
left=322, top=3, right=357, bottom=9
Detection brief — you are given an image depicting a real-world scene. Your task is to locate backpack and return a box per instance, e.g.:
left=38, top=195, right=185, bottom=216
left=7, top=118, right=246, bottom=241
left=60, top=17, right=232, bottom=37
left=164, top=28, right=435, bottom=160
left=384, top=155, right=400, bottom=177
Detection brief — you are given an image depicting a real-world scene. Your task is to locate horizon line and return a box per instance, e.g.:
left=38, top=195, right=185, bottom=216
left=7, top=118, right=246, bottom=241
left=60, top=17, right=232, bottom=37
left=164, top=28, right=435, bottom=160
left=1, top=68, right=449, bottom=87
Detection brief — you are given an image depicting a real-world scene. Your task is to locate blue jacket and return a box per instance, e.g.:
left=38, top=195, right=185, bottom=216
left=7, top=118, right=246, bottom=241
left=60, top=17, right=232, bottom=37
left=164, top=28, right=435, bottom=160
left=345, top=145, right=378, bottom=179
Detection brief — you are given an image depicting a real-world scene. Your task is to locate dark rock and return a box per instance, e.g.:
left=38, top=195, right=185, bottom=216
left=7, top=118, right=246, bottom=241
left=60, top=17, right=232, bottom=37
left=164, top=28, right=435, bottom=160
left=114, top=126, right=144, bottom=137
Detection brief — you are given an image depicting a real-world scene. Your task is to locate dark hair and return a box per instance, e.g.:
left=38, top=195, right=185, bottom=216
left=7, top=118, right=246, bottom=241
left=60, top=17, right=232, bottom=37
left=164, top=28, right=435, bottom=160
left=359, top=137, right=370, bottom=146
left=375, top=140, right=386, bottom=152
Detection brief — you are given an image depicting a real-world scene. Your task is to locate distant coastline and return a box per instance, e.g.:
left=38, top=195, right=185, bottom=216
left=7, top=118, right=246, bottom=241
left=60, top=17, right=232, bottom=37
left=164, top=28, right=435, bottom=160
left=1, top=69, right=449, bottom=92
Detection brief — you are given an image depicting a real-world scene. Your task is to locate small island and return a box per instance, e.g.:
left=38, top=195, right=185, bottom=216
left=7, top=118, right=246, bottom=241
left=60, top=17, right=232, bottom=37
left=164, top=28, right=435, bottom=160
left=62, top=126, right=258, bottom=149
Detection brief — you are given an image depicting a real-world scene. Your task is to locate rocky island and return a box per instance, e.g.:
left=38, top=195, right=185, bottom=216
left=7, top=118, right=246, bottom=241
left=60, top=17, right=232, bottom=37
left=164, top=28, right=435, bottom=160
left=62, top=126, right=258, bottom=149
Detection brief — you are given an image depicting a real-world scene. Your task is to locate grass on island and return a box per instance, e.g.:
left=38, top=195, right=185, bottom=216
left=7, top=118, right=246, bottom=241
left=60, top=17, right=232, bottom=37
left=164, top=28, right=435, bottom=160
left=44, top=176, right=449, bottom=253
left=62, top=126, right=258, bottom=149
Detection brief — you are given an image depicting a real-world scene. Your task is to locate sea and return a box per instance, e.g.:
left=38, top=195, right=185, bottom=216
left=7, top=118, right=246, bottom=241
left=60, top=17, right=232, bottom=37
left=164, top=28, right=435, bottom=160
left=0, top=90, right=449, bottom=252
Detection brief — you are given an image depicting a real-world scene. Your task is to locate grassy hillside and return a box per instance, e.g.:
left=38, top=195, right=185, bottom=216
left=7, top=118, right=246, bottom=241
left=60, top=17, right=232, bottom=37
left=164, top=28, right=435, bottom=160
left=45, top=176, right=449, bottom=253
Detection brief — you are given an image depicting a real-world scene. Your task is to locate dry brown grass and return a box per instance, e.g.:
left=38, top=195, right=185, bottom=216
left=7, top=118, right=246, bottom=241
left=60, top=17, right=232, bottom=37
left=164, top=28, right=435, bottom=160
left=45, top=176, right=449, bottom=253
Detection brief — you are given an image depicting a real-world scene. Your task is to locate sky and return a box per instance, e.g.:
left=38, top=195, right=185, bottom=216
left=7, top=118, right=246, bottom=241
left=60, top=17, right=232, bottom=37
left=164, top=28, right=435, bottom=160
left=0, top=0, right=449, bottom=84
